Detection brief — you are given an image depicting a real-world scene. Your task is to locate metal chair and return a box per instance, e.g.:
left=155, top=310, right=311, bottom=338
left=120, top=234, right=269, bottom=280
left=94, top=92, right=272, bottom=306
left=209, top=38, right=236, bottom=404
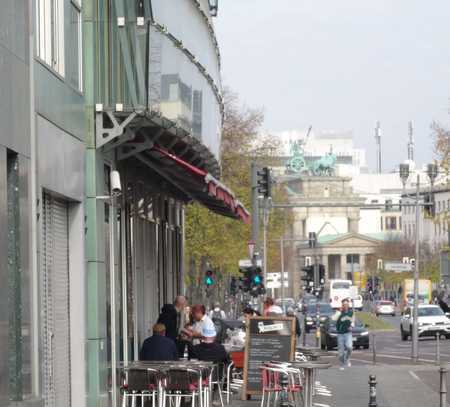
left=122, top=367, right=160, bottom=407
left=161, top=367, right=205, bottom=407
left=208, top=363, right=226, bottom=407
left=260, top=365, right=303, bottom=407
left=224, top=362, right=243, bottom=404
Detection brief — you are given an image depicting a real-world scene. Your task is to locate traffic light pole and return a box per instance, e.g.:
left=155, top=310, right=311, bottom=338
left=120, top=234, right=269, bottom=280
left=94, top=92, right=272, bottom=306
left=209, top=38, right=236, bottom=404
left=262, top=200, right=270, bottom=295
left=280, top=237, right=285, bottom=304
left=412, top=174, right=420, bottom=363
left=251, top=162, right=260, bottom=253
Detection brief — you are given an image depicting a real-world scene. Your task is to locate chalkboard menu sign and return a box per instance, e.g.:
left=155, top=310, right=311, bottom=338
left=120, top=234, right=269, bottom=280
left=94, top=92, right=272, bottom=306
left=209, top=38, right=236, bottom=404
left=242, top=316, right=296, bottom=398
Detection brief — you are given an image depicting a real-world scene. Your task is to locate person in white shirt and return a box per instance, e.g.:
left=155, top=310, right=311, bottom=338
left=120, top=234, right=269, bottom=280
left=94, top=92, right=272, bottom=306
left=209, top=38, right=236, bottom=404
left=263, top=297, right=284, bottom=316
left=183, top=304, right=214, bottom=345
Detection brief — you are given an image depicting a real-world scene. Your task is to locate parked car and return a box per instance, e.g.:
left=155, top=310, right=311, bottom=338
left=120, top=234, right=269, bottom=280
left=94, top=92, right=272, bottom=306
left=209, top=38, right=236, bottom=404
left=275, top=298, right=296, bottom=312
left=400, top=304, right=450, bottom=341
left=320, top=318, right=370, bottom=350
left=304, top=302, right=334, bottom=333
left=375, top=300, right=396, bottom=316
left=299, top=294, right=318, bottom=313
left=352, top=295, right=363, bottom=311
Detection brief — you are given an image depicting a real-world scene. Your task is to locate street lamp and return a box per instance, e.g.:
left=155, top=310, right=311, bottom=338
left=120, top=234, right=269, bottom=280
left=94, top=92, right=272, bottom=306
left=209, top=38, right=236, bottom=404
left=399, top=163, right=410, bottom=189
left=209, top=0, right=218, bottom=16
left=399, top=162, right=438, bottom=363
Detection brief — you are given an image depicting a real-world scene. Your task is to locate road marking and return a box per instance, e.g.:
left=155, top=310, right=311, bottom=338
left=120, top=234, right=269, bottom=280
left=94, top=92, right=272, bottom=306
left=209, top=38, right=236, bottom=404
left=409, top=370, right=421, bottom=381
left=314, top=403, right=330, bottom=407
left=353, top=352, right=435, bottom=363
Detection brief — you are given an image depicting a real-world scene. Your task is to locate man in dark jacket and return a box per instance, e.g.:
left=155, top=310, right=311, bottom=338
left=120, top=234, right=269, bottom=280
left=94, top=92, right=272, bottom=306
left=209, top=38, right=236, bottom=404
left=139, top=323, right=178, bottom=361
left=157, top=296, right=187, bottom=342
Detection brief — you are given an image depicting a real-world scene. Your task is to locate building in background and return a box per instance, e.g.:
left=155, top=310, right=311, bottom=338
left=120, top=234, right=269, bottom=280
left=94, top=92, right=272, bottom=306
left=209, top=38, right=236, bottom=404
left=401, top=185, right=450, bottom=250
left=0, top=1, right=248, bottom=406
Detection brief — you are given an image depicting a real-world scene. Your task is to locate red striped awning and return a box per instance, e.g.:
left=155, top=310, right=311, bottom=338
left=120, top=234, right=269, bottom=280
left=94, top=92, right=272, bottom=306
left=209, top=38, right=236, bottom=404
left=151, top=146, right=250, bottom=223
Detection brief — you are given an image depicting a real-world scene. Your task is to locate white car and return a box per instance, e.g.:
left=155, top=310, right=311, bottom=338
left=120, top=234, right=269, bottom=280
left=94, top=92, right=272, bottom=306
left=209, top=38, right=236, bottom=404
left=400, top=305, right=450, bottom=341
left=375, top=300, right=396, bottom=316
left=352, top=295, right=363, bottom=311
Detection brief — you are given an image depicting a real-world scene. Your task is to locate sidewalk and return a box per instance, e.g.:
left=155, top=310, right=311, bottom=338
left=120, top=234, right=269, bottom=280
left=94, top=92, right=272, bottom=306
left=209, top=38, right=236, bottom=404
left=316, top=363, right=445, bottom=407
left=231, top=363, right=447, bottom=407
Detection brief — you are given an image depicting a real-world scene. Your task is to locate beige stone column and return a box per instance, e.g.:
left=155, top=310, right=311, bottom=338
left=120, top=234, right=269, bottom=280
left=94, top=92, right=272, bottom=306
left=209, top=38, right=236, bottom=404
left=340, top=253, right=348, bottom=279
left=322, top=254, right=329, bottom=282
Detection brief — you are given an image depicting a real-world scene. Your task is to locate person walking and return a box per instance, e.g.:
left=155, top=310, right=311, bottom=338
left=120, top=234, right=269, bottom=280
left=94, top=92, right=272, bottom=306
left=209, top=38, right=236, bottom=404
left=332, top=298, right=355, bottom=370
left=209, top=302, right=227, bottom=320
left=139, top=323, right=178, bottom=361
left=286, top=307, right=302, bottom=340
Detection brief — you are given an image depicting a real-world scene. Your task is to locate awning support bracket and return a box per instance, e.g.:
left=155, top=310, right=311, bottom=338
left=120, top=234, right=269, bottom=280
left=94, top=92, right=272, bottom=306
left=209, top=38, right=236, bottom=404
left=95, top=111, right=137, bottom=149
left=117, top=128, right=160, bottom=161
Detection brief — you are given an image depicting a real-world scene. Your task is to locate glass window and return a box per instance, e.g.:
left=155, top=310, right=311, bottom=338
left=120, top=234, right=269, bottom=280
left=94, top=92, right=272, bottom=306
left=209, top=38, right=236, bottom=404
left=418, top=307, right=444, bottom=317
left=36, top=0, right=65, bottom=75
left=67, top=1, right=83, bottom=90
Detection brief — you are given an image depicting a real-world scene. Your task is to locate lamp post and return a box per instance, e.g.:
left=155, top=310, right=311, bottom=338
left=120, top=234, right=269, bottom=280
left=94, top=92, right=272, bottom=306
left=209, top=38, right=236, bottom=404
left=209, top=0, right=218, bottom=16
left=399, top=162, right=437, bottom=362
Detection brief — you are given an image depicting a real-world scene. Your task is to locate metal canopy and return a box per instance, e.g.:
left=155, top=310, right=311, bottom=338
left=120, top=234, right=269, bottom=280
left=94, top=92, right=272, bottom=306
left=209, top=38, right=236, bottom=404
left=96, top=110, right=220, bottom=178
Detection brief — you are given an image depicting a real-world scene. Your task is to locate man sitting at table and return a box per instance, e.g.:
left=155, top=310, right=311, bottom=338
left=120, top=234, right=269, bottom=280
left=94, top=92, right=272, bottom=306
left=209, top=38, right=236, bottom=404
left=139, top=323, right=179, bottom=361
left=189, top=322, right=230, bottom=364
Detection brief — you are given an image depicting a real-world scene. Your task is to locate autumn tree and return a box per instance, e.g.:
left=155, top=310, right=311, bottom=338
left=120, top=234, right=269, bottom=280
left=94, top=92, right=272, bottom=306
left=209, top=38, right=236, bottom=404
left=431, top=122, right=450, bottom=172
left=184, top=89, right=290, bottom=303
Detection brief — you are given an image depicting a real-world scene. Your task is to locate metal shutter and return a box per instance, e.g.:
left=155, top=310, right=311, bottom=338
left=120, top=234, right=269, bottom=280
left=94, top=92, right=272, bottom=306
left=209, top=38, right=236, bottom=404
left=42, top=194, right=71, bottom=407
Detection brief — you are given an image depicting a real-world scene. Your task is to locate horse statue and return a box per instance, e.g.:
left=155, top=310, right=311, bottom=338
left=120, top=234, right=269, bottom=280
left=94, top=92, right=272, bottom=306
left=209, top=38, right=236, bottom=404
left=310, top=153, right=337, bottom=176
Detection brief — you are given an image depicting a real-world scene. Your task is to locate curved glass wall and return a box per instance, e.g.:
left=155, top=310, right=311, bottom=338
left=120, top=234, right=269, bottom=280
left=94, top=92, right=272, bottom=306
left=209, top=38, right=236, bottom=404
left=96, top=1, right=222, bottom=160
left=151, top=0, right=221, bottom=85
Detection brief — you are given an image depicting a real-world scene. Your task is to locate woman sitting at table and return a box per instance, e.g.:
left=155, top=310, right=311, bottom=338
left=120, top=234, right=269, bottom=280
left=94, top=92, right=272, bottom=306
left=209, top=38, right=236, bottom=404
left=139, top=323, right=178, bottom=361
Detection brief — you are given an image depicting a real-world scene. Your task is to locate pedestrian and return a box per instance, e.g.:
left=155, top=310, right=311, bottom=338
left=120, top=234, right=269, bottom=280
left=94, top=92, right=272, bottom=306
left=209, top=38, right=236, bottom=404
left=263, top=297, right=283, bottom=316
left=286, top=307, right=302, bottom=339
left=332, top=298, right=355, bottom=370
left=209, top=302, right=227, bottom=320
left=242, top=305, right=260, bottom=320
left=139, top=323, right=178, bottom=361
left=182, top=304, right=214, bottom=345
left=438, top=294, right=450, bottom=314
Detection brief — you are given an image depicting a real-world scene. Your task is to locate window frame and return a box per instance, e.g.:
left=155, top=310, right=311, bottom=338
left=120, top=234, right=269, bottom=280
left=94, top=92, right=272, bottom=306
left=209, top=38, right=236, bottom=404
left=36, top=0, right=65, bottom=76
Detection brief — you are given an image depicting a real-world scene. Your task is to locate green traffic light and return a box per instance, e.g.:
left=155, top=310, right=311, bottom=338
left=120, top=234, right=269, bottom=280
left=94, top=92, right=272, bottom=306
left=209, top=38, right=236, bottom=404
left=253, top=275, right=262, bottom=285
left=205, top=276, right=214, bottom=286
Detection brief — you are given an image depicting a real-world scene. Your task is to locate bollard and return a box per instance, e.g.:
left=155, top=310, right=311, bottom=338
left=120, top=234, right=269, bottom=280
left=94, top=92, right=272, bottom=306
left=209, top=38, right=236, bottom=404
left=372, top=333, right=376, bottom=365
left=368, top=375, right=377, bottom=407
left=436, top=334, right=441, bottom=365
left=440, top=366, right=447, bottom=407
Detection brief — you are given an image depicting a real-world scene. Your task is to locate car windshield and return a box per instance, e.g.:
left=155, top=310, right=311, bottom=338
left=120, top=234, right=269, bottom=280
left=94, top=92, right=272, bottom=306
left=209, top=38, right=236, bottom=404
left=418, top=307, right=444, bottom=317
left=406, top=294, right=426, bottom=301
left=379, top=301, right=393, bottom=305
left=332, top=282, right=351, bottom=289
left=307, top=303, right=333, bottom=315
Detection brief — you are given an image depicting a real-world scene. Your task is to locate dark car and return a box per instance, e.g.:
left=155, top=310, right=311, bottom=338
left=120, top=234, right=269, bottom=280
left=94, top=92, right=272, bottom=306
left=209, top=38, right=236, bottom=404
left=320, top=318, right=370, bottom=350
left=304, top=302, right=334, bottom=333
left=299, top=294, right=317, bottom=312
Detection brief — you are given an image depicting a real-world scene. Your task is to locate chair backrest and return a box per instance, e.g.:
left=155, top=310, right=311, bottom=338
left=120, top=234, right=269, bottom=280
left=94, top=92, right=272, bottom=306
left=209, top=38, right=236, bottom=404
left=164, top=368, right=202, bottom=391
left=125, top=368, right=159, bottom=392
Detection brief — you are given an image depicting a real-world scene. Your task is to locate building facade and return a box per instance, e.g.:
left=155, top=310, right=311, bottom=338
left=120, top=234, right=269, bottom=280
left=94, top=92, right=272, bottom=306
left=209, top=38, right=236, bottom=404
left=402, top=186, right=450, bottom=250
left=0, top=1, right=247, bottom=407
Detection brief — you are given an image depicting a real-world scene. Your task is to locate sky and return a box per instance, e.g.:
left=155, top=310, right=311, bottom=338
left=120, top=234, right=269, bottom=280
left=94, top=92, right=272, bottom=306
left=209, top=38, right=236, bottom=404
left=215, top=0, right=450, bottom=171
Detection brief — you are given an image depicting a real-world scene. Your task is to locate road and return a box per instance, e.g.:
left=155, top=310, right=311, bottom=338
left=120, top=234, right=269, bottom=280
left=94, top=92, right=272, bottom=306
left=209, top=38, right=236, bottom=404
left=299, top=313, right=450, bottom=406
left=300, top=313, right=450, bottom=365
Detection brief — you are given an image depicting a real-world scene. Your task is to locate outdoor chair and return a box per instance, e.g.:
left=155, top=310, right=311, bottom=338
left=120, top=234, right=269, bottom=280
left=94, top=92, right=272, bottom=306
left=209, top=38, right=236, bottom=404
left=161, top=367, right=206, bottom=407
left=122, top=367, right=160, bottom=407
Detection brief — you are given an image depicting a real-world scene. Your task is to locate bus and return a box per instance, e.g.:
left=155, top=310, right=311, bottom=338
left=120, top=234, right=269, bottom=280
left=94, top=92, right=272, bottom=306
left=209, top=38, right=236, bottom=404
left=325, top=279, right=353, bottom=309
